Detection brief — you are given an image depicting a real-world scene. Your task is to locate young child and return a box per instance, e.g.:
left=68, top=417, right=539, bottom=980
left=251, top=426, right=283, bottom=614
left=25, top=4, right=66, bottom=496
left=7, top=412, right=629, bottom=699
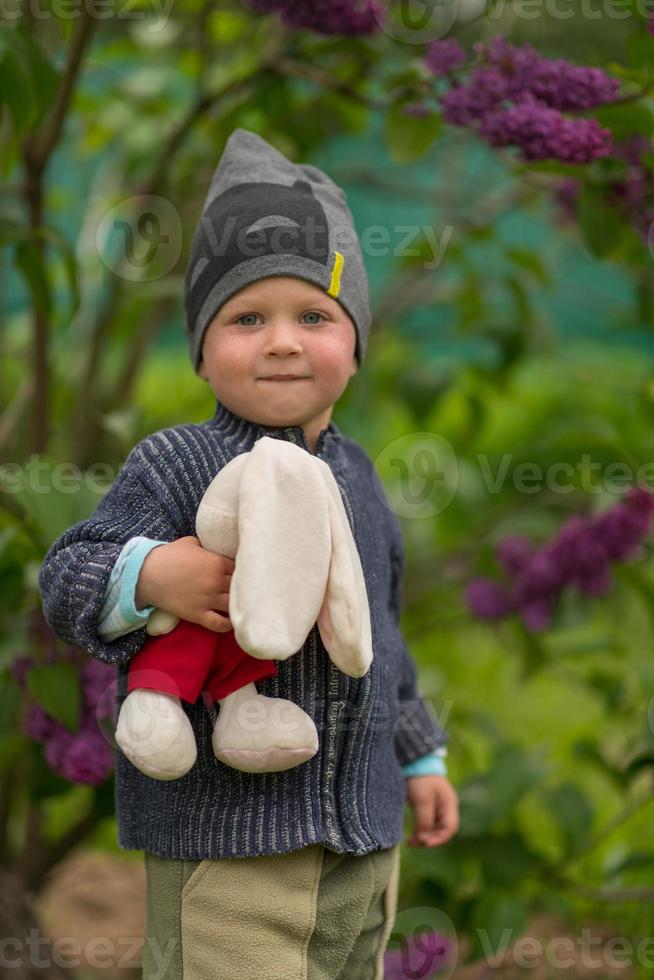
left=39, top=128, right=459, bottom=979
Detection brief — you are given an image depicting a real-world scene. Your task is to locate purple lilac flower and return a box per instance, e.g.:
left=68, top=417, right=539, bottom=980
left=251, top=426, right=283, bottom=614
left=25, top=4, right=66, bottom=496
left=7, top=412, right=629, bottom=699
left=56, top=725, right=113, bottom=786
left=465, top=578, right=512, bottom=619
left=424, top=38, right=467, bottom=77
left=42, top=704, right=114, bottom=786
left=520, top=597, right=554, bottom=631
left=82, top=658, right=117, bottom=721
left=25, top=702, right=58, bottom=742
left=441, top=68, right=510, bottom=126
left=15, top=619, right=116, bottom=785
left=439, top=37, right=617, bottom=163
left=466, top=486, right=654, bottom=632
left=553, top=135, right=654, bottom=244
left=497, top=535, right=534, bottom=577
left=246, top=0, right=383, bottom=34
left=513, top=547, right=567, bottom=601
left=11, top=655, right=34, bottom=688
left=590, top=486, right=654, bottom=559
left=479, top=95, right=613, bottom=163
left=478, top=36, right=620, bottom=111
left=552, top=176, right=581, bottom=224
left=44, top=727, right=76, bottom=772
left=608, top=135, right=654, bottom=244
left=384, top=930, right=453, bottom=979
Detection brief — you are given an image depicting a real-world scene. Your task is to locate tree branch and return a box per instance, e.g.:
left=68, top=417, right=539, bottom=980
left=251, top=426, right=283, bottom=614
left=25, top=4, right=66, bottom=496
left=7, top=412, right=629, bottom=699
left=23, top=8, right=97, bottom=174
left=273, top=56, right=386, bottom=110
left=20, top=7, right=98, bottom=455
left=72, top=45, right=285, bottom=464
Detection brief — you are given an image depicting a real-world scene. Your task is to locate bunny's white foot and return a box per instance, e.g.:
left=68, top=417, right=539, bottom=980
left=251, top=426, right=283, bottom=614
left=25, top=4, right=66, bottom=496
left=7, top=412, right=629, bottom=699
left=115, top=689, right=197, bottom=780
left=212, top=683, right=319, bottom=773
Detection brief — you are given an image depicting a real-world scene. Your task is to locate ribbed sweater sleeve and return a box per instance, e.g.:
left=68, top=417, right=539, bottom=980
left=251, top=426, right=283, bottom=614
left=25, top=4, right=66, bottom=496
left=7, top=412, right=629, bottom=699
left=388, top=510, right=449, bottom=766
left=38, top=444, right=182, bottom=667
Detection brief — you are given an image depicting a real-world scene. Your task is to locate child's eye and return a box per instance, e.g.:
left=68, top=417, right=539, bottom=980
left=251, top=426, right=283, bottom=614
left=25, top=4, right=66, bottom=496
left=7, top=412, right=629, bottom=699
left=301, top=311, right=325, bottom=324
left=235, top=313, right=260, bottom=327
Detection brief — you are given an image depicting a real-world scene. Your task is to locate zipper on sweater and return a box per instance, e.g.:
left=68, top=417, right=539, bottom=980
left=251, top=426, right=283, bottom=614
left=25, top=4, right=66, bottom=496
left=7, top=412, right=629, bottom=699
left=277, top=426, right=329, bottom=459
left=322, top=645, right=346, bottom=848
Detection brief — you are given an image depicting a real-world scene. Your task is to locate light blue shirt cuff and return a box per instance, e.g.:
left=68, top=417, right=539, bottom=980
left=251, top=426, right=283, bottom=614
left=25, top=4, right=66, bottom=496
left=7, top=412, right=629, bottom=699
left=98, top=537, right=168, bottom=641
left=120, top=538, right=168, bottom=621
left=401, top=747, right=448, bottom=778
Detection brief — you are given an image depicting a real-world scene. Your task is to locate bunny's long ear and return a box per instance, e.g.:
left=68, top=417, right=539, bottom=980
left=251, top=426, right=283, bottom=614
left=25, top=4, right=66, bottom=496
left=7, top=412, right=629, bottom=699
left=195, top=452, right=248, bottom=559
left=229, top=437, right=332, bottom=661
left=316, top=462, right=372, bottom=679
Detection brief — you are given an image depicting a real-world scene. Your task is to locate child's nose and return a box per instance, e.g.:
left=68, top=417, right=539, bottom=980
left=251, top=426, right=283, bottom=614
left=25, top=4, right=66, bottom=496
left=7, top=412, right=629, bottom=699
left=263, top=320, right=303, bottom=353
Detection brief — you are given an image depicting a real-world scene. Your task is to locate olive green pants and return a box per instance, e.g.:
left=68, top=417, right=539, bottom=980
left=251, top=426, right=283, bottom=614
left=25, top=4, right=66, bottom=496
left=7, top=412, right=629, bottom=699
left=142, top=842, right=401, bottom=979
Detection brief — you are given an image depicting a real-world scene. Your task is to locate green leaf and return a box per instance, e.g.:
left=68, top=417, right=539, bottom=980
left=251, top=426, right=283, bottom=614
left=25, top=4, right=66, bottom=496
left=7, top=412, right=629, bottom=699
left=515, top=160, right=587, bottom=178
left=624, top=750, right=654, bottom=782
left=505, top=274, right=531, bottom=324
left=543, top=781, right=594, bottom=857
left=504, top=247, right=551, bottom=286
left=606, top=850, right=654, bottom=878
left=28, top=739, right=75, bottom=800
left=468, top=892, right=530, bottom=963
left=516, top=624, right=549, bottom=678
left=594, top=102, right=654, bottom=140
left=26, top=662, right=82, bottom=733
left=479, top=833, right=538, bottom=887
left=572, top=737, right=627, bottom=787
left=0, top=23, right=37, bottom=134
left=577, top=184, right=625, bottom=258
left=625, top=29, right=654, bottom=70
left=14, top=239, right=52, bottom=319
left=2, top=222, right=79, bottom=324
left=457, top=744, right=544, bottom=836
left=0, top=670, right=22, bottom=736
left=384, top=103, right=442, bottom=164
left=10, top=23, right=59, bottom=128
left=0, top=732, right=31, bottom=774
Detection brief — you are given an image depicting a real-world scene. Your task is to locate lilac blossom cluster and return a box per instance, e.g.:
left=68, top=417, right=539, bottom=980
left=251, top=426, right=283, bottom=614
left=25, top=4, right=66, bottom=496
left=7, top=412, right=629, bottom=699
left=466, top=486, right=654, bottom=632
left=429, top=36, right=618, bottom=163
left=12, top=627, right=116, bottom=786
left=246, top=0, right=383, bottom=34
left=384, top=931, right=453, bottom=979
left=424, top=38, right=467, bottom=77
left=554, top=134, right=654, bottom=246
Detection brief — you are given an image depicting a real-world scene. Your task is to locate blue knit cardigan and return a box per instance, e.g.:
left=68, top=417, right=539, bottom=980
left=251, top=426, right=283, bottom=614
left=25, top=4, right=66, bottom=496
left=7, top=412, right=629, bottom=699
left=38, top=401, right=449, bottom=859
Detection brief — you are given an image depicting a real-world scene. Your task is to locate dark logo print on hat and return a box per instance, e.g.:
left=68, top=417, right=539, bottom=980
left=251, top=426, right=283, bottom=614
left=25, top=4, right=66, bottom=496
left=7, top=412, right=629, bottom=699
left=186, top=179, right=331, bottom=302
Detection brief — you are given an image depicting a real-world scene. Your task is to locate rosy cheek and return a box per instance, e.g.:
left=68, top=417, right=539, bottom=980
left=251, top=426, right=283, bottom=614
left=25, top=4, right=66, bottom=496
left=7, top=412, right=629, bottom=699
left=314, top=342, right=353, bottom=374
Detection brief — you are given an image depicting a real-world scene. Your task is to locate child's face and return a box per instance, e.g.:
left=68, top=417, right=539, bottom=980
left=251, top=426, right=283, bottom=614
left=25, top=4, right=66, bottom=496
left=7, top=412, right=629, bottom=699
left=198, top=276, right=358, bottom=432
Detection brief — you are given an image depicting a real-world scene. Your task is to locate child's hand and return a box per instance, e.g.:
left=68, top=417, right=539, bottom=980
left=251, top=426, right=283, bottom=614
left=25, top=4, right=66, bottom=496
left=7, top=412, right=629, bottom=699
left=405, top=775, right=459, bottom=848
left=135, top=536, right=234, bottom=633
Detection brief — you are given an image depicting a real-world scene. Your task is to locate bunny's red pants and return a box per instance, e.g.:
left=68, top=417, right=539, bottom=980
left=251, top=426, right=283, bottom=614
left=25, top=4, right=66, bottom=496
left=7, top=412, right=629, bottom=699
left=126, top=620, right=278, bottom=705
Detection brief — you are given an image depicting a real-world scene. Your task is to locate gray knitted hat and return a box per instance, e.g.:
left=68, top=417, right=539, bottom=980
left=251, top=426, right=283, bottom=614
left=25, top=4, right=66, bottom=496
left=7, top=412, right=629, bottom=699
left=183, top=128, right=371, bottom=374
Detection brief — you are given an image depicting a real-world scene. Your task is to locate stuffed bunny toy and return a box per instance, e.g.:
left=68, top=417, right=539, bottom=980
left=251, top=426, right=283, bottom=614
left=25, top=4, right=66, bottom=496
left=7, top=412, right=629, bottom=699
left=115, top=436, right=373, bottom=781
